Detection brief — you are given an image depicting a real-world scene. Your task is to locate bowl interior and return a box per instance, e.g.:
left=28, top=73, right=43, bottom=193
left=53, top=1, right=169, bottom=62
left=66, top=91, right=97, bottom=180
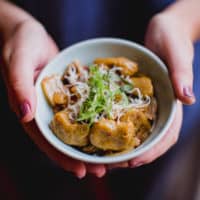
left=35, top=38, right=176, bottom=164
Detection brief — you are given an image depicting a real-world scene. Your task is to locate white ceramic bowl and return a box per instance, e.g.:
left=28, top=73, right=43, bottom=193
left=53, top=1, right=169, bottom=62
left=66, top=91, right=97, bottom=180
left=35, top=38, right=177, bottom=164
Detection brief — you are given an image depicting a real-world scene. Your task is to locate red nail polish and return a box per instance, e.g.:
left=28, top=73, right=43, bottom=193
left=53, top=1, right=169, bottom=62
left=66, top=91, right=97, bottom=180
left=183, top=87, right=194, bottom=98
left=19, top=101, right=30, bottom=119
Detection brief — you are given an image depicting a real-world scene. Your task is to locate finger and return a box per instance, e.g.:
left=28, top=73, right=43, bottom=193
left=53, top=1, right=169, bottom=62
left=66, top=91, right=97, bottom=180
left=145, top=24, right=195, bottom=105
left=47, top=35, right=59, bottom=59
left=53, top=153, right=86, bottom=179
left=162, top=35, right=195, bottom=105
left=86, top=163, right=106, bottom=178
left=107, top=162, right=129, bottom=170
left=129, top=102, right=182, bottom=167
left=23, top=121, right=86, bottom=179
left=5, top=40, right=58, bottom=123
left=6, top=49, right=37, bottom=122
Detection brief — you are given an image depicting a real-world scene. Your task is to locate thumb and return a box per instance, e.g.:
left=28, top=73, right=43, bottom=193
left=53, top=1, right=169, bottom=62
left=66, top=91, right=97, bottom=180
left=145, top=17, right=195, bottom=105
left=6, top=51, right=38, bottom=123
left=4, top=38, right=59, bottom=123
left=160, top=34, right=195, bottom=105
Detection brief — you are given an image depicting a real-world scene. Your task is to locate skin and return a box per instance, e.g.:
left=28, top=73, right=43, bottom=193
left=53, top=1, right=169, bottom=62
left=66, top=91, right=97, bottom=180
left=0, top=0, right=199, bottom=178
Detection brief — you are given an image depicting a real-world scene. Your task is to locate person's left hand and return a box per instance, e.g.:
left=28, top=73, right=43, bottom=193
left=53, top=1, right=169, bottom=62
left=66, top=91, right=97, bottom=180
left=127, top=12, right=196, bottom=167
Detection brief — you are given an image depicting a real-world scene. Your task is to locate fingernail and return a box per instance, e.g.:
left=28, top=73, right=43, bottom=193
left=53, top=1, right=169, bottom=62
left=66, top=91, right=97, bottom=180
left=77, top=174, right=85, bottom=179
left=130, top=162, right=143, bottom=168
left=135, top=162, right=143, bottom=167
left=19, top=101, right=31, bottom=119
left=96, top=171, right=106, bottom=178
left=183, top=86, right=194, bottom=98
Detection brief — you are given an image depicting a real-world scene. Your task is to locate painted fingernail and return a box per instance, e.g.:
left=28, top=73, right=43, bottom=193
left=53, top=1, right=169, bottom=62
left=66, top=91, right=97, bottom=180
left=130, top=162, right=143, bottom=168
left=76, top=174, right=85, bottom=179
left=183, top=86, right=194, bottom=98
left=19, top=101, right=31, bottom=119
left=96, top=171, right=106, bottom=178
left=96, top=173, right=103, bottom=178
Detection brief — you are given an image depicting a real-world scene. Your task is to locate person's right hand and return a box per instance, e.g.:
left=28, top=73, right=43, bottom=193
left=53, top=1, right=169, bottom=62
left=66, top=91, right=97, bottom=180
left=1, top=20, right=58, bottom=122
left=1, top=19, right=107, bottom=178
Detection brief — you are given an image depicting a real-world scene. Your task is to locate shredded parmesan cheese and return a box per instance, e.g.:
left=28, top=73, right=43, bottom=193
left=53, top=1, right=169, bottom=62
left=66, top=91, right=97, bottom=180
left=61, top=63, right=151, bottom=123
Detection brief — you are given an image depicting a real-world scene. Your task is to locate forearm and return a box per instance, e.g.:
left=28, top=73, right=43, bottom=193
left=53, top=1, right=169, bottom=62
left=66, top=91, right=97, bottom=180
left=162, top=0, right=200, bottom=41
left=0, top=1, right=35, bottom=42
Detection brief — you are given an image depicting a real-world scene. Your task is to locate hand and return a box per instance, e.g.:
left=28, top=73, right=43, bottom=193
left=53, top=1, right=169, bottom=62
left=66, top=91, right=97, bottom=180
left=1, top=19, right=108, bottom=178
left=1, top=19, right=58, bottom=122
left=129, top=12, right=195, bottom=167
left=145, top=13, right=195, bottom=105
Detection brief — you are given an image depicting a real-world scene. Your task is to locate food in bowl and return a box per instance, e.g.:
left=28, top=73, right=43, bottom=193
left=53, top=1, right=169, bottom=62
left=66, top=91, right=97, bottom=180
left=41, top=57, right=157, bottom=156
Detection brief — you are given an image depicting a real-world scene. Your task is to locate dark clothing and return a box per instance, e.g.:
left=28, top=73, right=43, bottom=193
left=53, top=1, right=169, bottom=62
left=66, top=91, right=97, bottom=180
left=15, top=0, right=173, bottom=48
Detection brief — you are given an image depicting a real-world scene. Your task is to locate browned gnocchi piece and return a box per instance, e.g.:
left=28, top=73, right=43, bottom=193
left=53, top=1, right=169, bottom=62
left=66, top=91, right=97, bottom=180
left=50, top=110, right=90, bottom=147
left=131, top=76, right=153, bottom=96
left=94, top=57, right=138, bottom=76
left=90, top=119, right=135, bottom=151
left=120, top=109, right=151, bottom=142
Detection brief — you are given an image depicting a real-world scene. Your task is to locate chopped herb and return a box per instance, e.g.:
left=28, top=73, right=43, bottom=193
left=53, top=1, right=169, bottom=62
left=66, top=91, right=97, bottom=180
left=121, top=84, right=133, bottom=93
left=77, top=65, right=131, bottom=125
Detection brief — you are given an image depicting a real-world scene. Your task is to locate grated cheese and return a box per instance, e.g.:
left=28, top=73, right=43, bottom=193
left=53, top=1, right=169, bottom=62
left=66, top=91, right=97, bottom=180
left=62, top=63, right=151, bottom=122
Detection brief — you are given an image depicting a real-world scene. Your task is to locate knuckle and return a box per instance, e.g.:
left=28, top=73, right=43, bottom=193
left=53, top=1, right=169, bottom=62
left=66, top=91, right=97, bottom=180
left=2, top=43, right=12, bottom=64
left=8, top=75, right=23, bottom=93
left=149, top=14, right=165, bottom=29
left=145, top=14, right=166, bottom=56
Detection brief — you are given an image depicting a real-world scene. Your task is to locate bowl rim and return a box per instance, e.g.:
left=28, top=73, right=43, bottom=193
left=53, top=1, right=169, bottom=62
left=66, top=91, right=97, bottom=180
left=35, top=37, right=177, bottom=164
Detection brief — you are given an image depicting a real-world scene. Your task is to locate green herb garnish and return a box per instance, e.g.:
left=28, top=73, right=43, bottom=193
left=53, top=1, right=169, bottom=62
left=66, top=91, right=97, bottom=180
left=77, top=65, right=133, bottom=125
left=120, top=84, right=133, bottom=93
